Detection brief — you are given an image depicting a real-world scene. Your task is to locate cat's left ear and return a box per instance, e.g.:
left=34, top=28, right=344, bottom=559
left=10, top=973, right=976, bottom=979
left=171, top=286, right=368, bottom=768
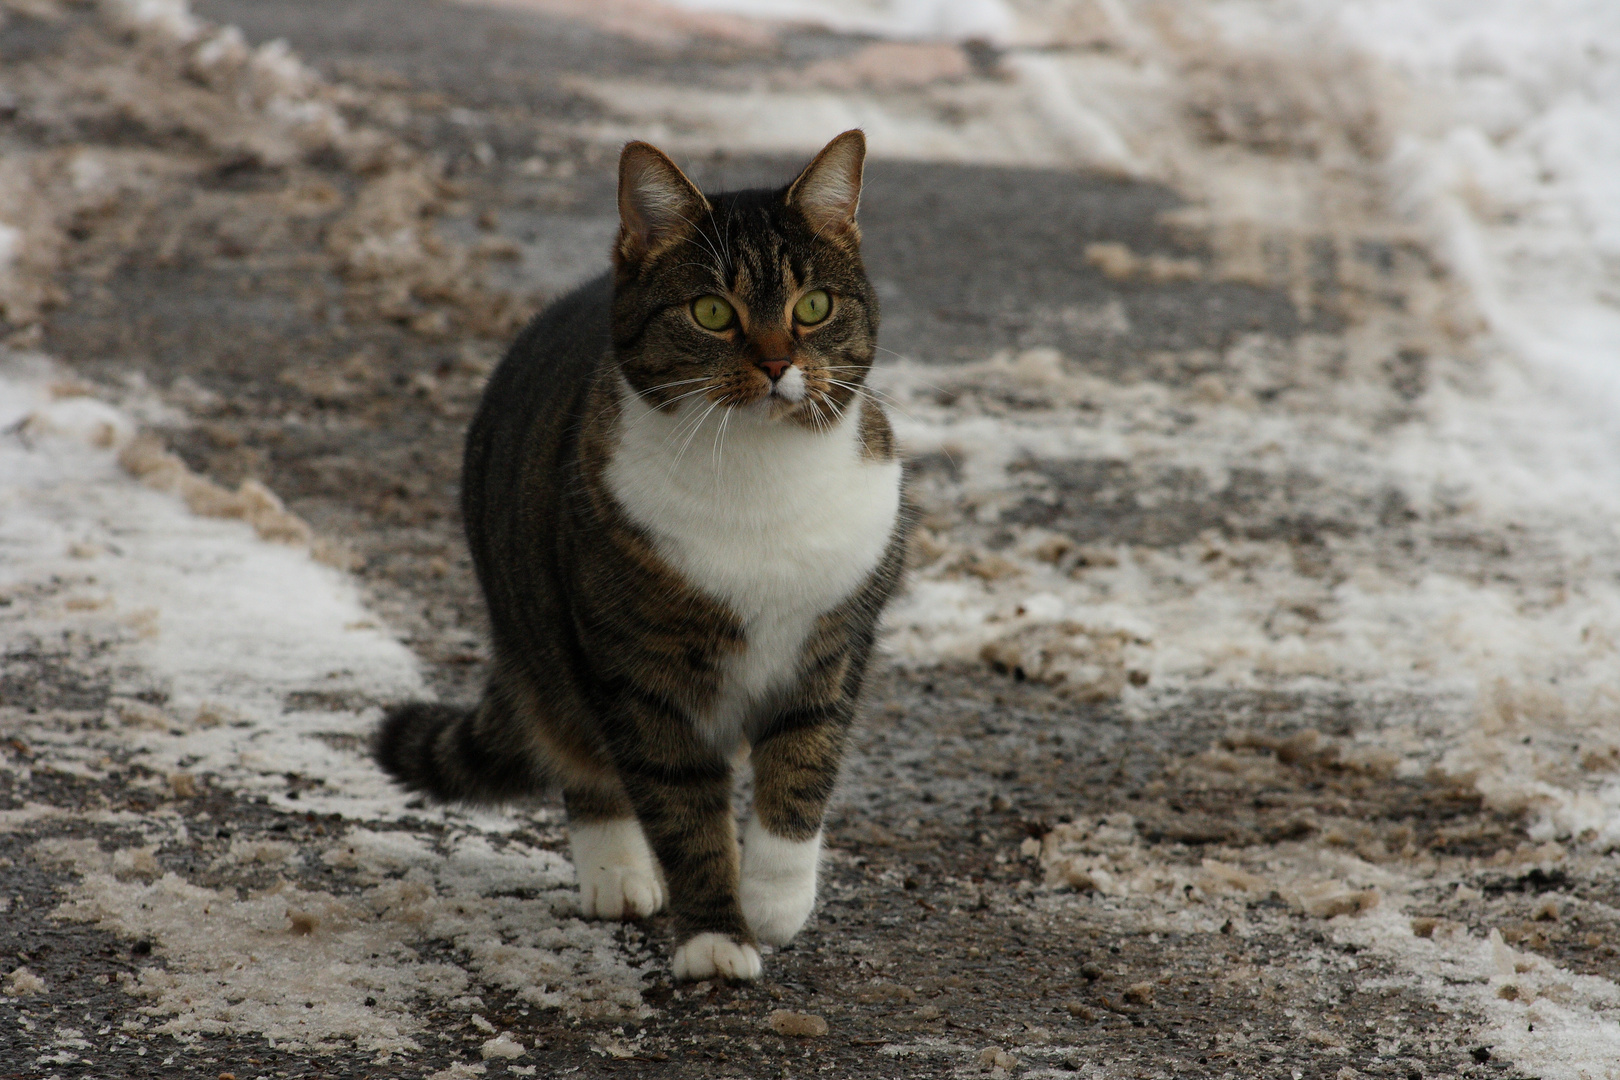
left=786, top=130, right=865, bottom=242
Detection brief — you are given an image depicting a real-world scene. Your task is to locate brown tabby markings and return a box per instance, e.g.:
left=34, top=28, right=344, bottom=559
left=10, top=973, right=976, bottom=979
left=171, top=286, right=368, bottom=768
left=374, top=130, right=909, bottom=970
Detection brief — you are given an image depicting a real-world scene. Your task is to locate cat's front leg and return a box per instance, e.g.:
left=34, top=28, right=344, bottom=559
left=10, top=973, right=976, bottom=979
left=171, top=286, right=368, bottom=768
left=610, top=698, right=761, bottom=981
left=740, top=817, right=822, bottom=945
left=742, top=713, right=848, bottom=945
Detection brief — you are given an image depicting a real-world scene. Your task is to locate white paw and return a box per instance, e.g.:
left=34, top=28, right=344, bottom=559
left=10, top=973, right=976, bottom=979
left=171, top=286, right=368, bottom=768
left=569, top=819, right=666, bottom=920
left=740, top=820, right=820, bottom=946
left=672, top=932, right=762, bottom=982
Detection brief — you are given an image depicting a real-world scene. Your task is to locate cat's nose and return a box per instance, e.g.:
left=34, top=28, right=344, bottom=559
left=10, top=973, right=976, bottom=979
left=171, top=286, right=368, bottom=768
left=756, top=358, right=792, bottom=381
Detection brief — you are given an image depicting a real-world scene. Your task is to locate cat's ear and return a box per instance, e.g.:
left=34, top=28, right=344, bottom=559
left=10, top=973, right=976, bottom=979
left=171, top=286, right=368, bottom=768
left=786, top=129, right=866, bottom=242
left=617, top=141, right=710, bottom=265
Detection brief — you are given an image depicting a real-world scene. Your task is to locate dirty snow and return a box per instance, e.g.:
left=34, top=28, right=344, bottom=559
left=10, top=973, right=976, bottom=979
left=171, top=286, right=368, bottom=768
left=0, top=355, right=653, bottom=1048
left=0, top=356, right=423, bottom=815
left=1283, top=0, right=1620, bottom=447
left=0, top=0, right=655, bottom=1059
left=552, top=0, right=1620, bottom=1074
left=5, top=0, right=1619, bottom=1072
left=1030, top=797, right=1620, bottom=1080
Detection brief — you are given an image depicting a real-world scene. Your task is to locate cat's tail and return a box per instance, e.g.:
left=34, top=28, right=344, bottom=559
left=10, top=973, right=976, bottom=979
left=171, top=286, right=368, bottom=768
left=373, top=697, right=545, bottom=805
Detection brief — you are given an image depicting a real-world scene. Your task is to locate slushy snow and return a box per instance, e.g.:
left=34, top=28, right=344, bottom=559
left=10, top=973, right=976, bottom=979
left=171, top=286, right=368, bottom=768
left=5, top=0, right=1618, bottom=1072
left=1, top=358, right=651, bottom=1047
left=564, top=2, right=1620, bottom=1075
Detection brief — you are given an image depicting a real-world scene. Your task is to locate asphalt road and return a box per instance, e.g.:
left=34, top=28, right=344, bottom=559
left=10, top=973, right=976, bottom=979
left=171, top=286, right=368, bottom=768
left=2, top=2, right=1606, bottom=1078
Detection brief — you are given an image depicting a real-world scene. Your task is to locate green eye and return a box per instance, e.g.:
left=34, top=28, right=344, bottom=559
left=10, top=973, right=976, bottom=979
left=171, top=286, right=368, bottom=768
left=793, top=289, right=831, bottom=326
left=691, top=295, right=735, bottom=331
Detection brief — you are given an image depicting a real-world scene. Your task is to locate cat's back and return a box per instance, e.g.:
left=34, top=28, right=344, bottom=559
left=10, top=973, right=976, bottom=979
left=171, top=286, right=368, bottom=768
left=463, top=272, right=612, bottom=579
left=469, top=272, right=611, bottom=463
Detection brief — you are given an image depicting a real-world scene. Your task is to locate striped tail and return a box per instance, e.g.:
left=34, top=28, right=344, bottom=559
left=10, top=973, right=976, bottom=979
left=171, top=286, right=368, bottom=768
left=373, top=699, right=544, bottom=805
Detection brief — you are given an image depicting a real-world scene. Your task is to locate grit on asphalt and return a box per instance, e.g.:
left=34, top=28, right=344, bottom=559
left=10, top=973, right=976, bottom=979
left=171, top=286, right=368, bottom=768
left=2, top=2, right=1618, bottom=1078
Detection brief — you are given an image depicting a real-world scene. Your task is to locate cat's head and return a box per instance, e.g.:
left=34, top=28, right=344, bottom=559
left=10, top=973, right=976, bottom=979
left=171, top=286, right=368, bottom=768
left=609, top=131, right=878, bottom=429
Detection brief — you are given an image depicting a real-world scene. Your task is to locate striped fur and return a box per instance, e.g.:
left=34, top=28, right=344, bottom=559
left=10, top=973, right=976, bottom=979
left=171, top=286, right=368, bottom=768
left=374, top=131, right=910, bottom=979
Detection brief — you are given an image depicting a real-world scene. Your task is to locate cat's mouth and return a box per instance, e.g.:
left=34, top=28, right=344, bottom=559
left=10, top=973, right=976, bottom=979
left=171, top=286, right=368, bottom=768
left=713, top=366, right=838, bottom=425
left=768, top=366, right=808, bottom=404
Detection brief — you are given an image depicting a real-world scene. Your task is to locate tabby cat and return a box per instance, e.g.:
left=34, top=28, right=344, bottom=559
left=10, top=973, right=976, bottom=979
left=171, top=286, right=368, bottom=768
left=375, top=130, right=910, bottom=981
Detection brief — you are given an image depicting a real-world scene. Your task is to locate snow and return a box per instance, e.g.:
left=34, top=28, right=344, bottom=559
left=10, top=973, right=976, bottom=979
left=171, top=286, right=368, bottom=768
left=40, top=825, right=647, bottom=1051
left=1341, top=899, right=1620, bottom=1080
left=6, top=0, right=1618, bottom=1071
left=479, top=1032, right=527, bottom=1059
left=1, top=355, right=650, bottom=1046
left=0, top=222, right=20, bottom=273
left=104, top=0, right=204, bottom=42
left=1326, top=0, right=1620, bottom=445
left=0, top=357, right=425, bottom=816
left=1030, top=802, right=1620, bottom=1080
left=600, top=2, right=1620, bottom=1073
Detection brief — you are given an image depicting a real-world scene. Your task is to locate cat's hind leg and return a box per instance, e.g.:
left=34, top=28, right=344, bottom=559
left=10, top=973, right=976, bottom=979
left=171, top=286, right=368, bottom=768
left=564, top=784, right=666, bottom=920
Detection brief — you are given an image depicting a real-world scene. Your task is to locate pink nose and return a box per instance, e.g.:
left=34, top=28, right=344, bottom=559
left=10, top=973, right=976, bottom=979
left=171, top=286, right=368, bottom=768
left=757, top=359, right=791, bottom=380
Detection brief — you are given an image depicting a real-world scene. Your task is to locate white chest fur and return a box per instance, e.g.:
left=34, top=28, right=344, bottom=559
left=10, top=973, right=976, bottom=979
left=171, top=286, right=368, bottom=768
left=605, top=382, right=902, bottom=746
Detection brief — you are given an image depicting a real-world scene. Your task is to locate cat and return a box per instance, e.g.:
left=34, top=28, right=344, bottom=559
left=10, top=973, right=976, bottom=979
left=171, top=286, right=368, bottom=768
left=374, top=130, right=910, bottom=982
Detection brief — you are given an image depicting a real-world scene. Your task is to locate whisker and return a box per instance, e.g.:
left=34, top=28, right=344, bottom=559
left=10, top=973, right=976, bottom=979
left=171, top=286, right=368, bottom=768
left=711, top=405, right=732, bottom=472
left=661, top=393, right=719, bottom=454
left=823, top=360, right=949, bottom=394
left=722, top=201, right=737, bottom=270
left=821, top=375, right=900, bottom=401
left=673, top=398, right=722, bottom=465
left=828, top=354, right=954, bottom=399
left=640, top=376, right=713, bottom=395
left=643, top=386, right=719, bottom=428
left=662, top=389, right=718, bottom=409
left=820, top=390, right=846, bottom=428
left=668, top=261, right=730, bottom=284
left=661, top=385, right=719, bottom=406
left=824, top=376, right=945, bottom=420
left=820, top=378, right=921, bottom=423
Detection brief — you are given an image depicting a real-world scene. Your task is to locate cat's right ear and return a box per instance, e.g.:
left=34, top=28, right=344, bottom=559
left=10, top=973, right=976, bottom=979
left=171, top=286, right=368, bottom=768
left=616, top=142, right=710, bottom=266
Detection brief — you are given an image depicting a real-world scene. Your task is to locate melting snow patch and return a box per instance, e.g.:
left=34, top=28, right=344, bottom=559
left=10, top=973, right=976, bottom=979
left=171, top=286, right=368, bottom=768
left=2, top=357, right=651, bottom=1047
left=0, top=356, right=424, bottom=816
left=4, top=966, right=47, bottom=996
left=1339, top=903, right=1620, bottom=1080
left=479, top=1033, right=526, bottom=1059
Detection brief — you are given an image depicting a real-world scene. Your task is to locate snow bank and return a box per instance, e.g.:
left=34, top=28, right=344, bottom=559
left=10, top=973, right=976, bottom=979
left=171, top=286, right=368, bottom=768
left=1325, top=0, right=1620, bottom=448
left=0, top=357, right=426, bottom=816
left=610, top=5, right=1620, bottom=1067
left=1, top=356, right=651, bottom=1044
